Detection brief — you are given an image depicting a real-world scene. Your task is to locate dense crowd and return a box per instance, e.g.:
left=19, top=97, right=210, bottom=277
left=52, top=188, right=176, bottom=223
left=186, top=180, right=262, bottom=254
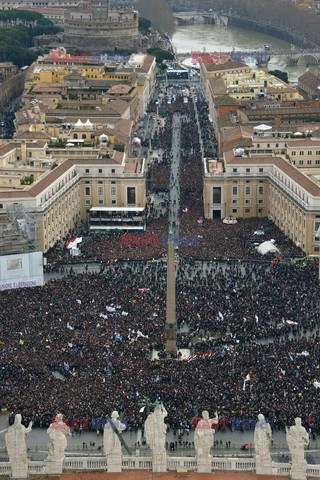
left=2, top=82, right=318, bottom=439
left=0, top=260, right=319, bottom=434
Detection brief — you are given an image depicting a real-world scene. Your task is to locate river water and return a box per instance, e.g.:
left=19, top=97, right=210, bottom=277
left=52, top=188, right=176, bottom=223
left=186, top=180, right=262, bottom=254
left=172, top=24, right=308, bottom=83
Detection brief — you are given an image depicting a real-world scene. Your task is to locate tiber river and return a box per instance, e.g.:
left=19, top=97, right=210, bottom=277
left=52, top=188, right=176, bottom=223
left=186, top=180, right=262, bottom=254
left=172, top=23, right=309, bottom=83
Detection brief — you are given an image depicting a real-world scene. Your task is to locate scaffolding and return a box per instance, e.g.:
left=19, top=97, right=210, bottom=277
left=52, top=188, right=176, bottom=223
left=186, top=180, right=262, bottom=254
left=0, top=204, right=38, bottom=256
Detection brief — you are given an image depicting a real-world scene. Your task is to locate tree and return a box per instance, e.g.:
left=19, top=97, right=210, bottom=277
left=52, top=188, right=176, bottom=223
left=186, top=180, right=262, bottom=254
left=139, top=16, right=152, bottom=35
left=137, top=0, right=176, bottom=37
left=147, top=48, right=174, bottom=63
left=269, top=70, right=289, bottom=83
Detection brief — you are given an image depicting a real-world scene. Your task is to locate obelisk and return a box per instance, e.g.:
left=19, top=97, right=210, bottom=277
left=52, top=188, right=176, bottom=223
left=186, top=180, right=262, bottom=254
left=165, top=241, right=177, bottom=355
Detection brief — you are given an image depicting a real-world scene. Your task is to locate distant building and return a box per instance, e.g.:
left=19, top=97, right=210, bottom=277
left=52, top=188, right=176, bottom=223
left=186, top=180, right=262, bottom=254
left=298, top=70, right=320, bottom=99
left=0, top=63, right=18, bottom=84
left=63, top=0, right=140, bottom=50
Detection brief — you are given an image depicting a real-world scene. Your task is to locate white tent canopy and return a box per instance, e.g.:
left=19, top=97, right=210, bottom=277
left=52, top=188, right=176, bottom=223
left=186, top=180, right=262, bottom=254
left=84, top=119, right=93, bottom=129
left=256, top=241, right=280, bottom=256
left=74, top=119, right=84, bottom=128
left=293, top=132, right=303, bottom=136
left=254, top=124, right=272, bottom=131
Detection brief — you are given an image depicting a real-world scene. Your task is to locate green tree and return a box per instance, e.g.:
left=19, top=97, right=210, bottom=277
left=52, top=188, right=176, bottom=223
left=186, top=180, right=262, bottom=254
left=139, top=16, right=152, bottom=35
left=147, top=48, right=174, bottom=63
left=269, top=70, right=289, bottom=84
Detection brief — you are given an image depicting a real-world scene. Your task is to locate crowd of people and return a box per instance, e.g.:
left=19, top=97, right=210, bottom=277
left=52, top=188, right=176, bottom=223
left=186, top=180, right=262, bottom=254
left=1, top=81, right=319, bottom=440
left=0, top=259, right=319, bottom=434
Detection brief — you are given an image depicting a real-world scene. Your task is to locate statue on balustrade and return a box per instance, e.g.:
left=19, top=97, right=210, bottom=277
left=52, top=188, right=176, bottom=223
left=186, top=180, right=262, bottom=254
left=144, top=402, right=168, bottom=472
left=194, top=410, right=217, bottom=473
left=45, top=413, right=71, bottom=472
left=254, top=413, right=273, bottom=475
left=286, top=417, right=309, bottom=465
left=4, top=414, right=32, bottom=479
left=104, top=410, right=126, bottom=472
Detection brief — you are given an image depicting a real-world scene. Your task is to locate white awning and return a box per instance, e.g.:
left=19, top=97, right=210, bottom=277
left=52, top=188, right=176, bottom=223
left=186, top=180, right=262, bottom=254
left=254, top=124, right=272, bottom=131
left=256, top=241, right=280, bottom=255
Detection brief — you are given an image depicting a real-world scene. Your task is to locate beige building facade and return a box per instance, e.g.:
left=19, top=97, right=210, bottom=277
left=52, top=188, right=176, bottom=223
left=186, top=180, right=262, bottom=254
left=204, top=151, right=320, bottom=255
left=0, top=153, right=146, bottom=252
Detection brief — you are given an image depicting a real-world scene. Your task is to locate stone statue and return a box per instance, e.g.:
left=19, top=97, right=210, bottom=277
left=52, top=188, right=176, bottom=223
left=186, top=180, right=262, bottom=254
left=4, top=414, right=32, bottom=478
left=44, top=413, right=71, bottom=473
left=286, top=417, right=309, bottom=480
left=254, top=413, right=273, bottom=474
left=103, top=411, right=126, bottom=472
left=144, top=403, right=168, bottom=472
left=194, top=411, right=217, bottom=473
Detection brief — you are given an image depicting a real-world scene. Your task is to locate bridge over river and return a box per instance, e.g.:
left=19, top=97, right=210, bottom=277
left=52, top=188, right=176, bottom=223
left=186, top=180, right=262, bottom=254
left=173, top=10, right=320, bottom=65
left=175, top=49, right=320, bottom=67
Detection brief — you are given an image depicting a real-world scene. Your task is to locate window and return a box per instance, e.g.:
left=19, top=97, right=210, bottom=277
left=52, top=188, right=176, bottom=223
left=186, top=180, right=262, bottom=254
left=246, top=168, right=250, bottom=173
left=212, top=187, right=222, bottom=203
left=245, top=199, right=251, bottom=205
left=258, top=186, right=264, bottom=196
left=85, top=169, right=90, bottom=173
left=307, top=160, right=312, bottom=165
left=259, top=168, right=263, bottom=173
left=85, top=186, right=91, bottom=196
left=258, top=208, right=263, bottom=213
left=258, top=199, right=263, bottom=204
left=299, top=151, right=304, bottom=156
left=127, top=187, right=136, bottom=205
left=257, top=144, right=260, bottom=148
left=232, top=199, right=237, bottom=204
left=98, top=186, right=104, bottom=196
left=233, top=168, right=237, bottom=173
left=232, top=208, right=237, bottom=213
left=111, top=199, right=117, bottom=205
left=299, top=160, right=304, bottom=165
left=245, top=186, right=251, bottom=195
left=308, top=151, right=312, bottom=156
left=292, top=151, right=296, bottom=156
left=245, top=208, right=251, bottom=213
left=99, top=169, right=102, bottom=174
left=232, top=186, right=238, bottom=196
left=111, top=186, right=117, bottom=196
left=98, top=200, right=104, bottom=205
left=82, top=134, right=87, bottom=139
left=276, top=143, right=279, bottom=148
left=111, top=169, right=116, bottom=174
left=0, top=203, right=3, bottom=209
left=85, top=199, right=91, bottom=205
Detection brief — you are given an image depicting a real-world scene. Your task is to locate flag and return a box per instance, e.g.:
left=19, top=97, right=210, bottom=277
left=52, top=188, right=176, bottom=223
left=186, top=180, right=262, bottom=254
left=314, top=381, right=320, bottom=389
left=67, top=322, right=74, bottom=330
left=243, top=374, right=250, bottom=391
left=64, top=362, right=70, bottom=371
left=19, top=339, right=24, bottom=345
left=139, top=406, right=146, bottom=413
left=66, top=236, right=82, bottom=249
left=76, top=299, right=82, bottom=305
left=99, top=313, right=108, bottom=319
left=288, top=353, right=294, bottom=362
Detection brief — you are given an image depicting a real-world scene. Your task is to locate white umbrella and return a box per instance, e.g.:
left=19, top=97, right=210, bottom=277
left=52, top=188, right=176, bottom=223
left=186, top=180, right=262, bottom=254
left=293, top=132, right=303, bottom=136
left=254, top=124, right=272, bottom=131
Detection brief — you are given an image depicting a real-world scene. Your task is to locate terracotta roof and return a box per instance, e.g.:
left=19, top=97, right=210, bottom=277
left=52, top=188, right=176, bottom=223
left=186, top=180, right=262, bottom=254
left=0, top=143, right=17, bottom=157
left=108, top=84, right=131, bottom=95
left=266, top=87, right=297, bottom=94
left=206, top=62, right=248, bottom=72
left=298, top=71, right=320, bottom=92
left=224, top=150, right=320, bottom=196
left=209, top=77, right=227, bottom=96
left=286, top=139, right=320, bottom=147
left=14, top=132, right=51, bottom=140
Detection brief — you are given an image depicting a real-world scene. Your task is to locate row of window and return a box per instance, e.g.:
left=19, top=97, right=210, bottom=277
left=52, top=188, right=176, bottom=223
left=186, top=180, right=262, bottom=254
left=291, top=151, right=320, bottom=156
left=293, top=160, right=320, bottom=166
left=85, top=186, right=117, bottom=197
